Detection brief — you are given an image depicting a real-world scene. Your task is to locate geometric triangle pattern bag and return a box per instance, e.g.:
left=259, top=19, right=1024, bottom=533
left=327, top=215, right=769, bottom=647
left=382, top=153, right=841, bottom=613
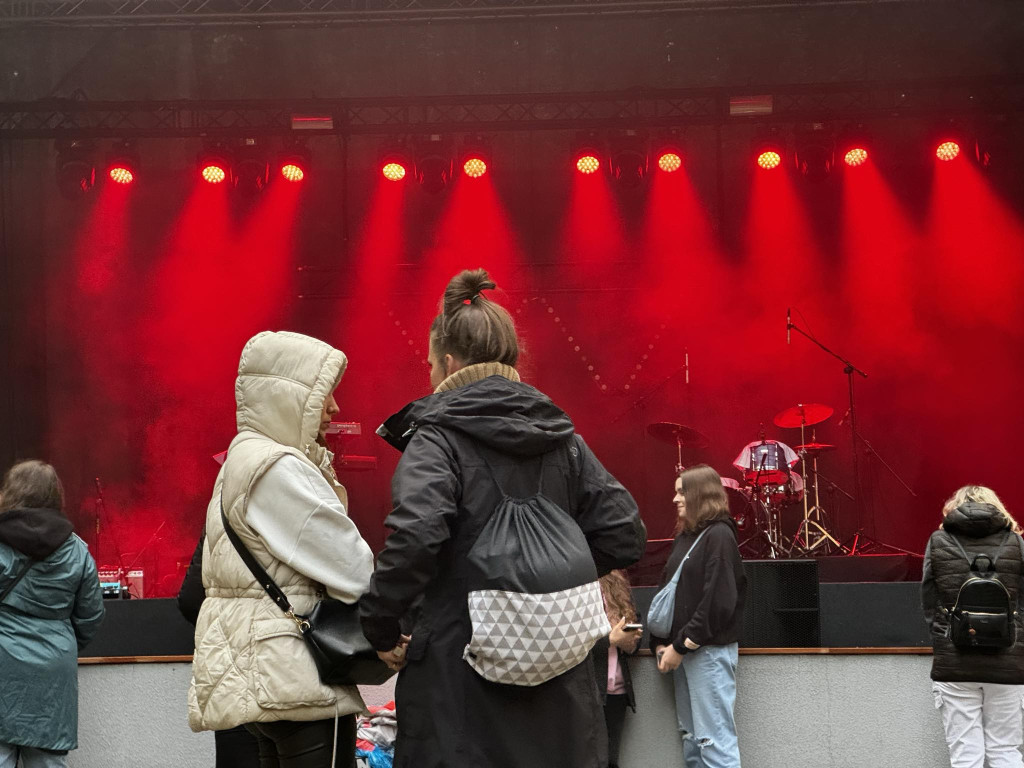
left=462, top=447, right=611, bottom=687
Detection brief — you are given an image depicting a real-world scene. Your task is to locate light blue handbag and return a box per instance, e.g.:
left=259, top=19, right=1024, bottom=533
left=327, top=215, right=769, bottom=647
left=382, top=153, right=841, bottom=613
left=646, top=526, right=712, bottom=637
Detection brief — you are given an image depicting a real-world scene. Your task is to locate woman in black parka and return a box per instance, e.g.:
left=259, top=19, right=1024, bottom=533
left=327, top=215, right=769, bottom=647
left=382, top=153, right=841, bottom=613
left=360, top=268, right=647, bottom=768
left=921, top=485, right=1024, bottom=768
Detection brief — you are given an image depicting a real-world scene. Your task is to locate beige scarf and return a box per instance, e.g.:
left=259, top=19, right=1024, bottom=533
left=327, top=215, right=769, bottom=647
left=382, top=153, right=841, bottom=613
left=433, top=362, right=520, bottom=394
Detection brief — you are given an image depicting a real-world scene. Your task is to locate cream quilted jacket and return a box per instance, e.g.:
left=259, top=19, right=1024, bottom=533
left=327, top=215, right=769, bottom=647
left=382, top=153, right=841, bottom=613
left=188, top=331, right=369, bottom=732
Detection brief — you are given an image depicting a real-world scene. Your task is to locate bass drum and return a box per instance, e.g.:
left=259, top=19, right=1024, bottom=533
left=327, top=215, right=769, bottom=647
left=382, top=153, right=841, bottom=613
left=724, top=484, right=754, bottom=532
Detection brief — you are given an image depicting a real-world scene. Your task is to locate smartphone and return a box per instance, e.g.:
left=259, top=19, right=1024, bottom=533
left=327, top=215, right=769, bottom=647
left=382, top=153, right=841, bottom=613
left=623, top=623, right=644, bottom=632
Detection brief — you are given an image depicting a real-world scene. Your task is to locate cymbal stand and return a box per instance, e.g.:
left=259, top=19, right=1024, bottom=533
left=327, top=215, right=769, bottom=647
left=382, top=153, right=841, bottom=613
left=790, top=420, right=844, bottom=556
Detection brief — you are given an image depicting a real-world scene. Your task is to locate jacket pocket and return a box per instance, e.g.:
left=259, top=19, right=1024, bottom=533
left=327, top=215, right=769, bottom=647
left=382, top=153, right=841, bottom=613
left=251, top=617, right=336, bottom=710
left=406, top=628, right=430, bottom=662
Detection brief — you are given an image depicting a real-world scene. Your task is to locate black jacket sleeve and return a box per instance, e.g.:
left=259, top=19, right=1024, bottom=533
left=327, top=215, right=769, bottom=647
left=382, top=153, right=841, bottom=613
left=177, top=534, right=206, bottom=627
left=573, top=436, right=646, bottom=576
left=360, top=428, right=460, bottom=651
left=675, top=526, right=740, bottom=651
left=921, top=535, right=937, bottom=625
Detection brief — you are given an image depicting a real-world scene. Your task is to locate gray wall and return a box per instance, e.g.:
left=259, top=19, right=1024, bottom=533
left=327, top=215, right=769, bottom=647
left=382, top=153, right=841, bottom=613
left=71, top=655, right=951, bottom=767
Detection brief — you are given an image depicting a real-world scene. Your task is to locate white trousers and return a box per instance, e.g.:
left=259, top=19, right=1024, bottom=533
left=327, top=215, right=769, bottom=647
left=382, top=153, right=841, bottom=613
left=933, top=681, right=1024, bottom=768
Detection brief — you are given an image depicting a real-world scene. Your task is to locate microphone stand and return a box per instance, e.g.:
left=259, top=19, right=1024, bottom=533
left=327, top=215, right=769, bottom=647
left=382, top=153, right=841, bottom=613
left=788, top=319, right=917, bottom=556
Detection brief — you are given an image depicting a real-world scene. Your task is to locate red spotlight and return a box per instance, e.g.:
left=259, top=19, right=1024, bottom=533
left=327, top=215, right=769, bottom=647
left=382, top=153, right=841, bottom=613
left=757, top=151, right=782, bottom=170
left=936, top=140, right=961, bottom=162
left=657, top=152, right=683, bottom=173
left=463, top=157, right=487, bottom=178
left=382, top=162, right=407, bottom=182
left=202, top=164, right=227, bottom=184
left=280, top=163, right=304, bottom=182
left=844, top=147, right=869, bottom=168
left=576, top=154, right=601, bottom=175
left=108, top=165, right=135, bottom=185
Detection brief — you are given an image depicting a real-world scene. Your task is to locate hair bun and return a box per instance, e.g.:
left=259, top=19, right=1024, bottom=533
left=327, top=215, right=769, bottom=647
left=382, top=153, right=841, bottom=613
left=443, top=268, right=497, bottom=313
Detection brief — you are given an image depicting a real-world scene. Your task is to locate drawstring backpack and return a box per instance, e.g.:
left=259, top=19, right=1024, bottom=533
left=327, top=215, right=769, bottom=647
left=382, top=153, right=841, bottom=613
left=462, top=444, right=610, bottom=686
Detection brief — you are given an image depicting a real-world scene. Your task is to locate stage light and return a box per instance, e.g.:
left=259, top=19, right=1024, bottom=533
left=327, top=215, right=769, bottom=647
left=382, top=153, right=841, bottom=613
left=55, top=140, right=96, bottom=198
left=197, top=146, right=232, bottom=186
left=936, top=140, right=961, bottom=162
left=105, top=142, right=140, bottom=186
left=756, top=151, right=782, bottom=170
left=108, top=166, right=134, bottom=184
left=382, top=162, right=407, bottom=181
left=843, top=147, right=868, bottom=167
left=277, top=145, right=310, bottom=183
left=657, top=152, right=683, bottom=173
left=794, top=130, right=835, bottom=182
left=458, top=136, right=491, bottom=180
left=611, top=150, right=646, bottom=186
left=609, top=132, right=648, bottom=187
left=414, top=138, right=453, bottom=194
left=234, top=140, right=270, bottom=193
left=752, top=131, right=785, bottom=172
left=202, top=164, right=228, bottom=184
left=576, top=154, right=601, bottom=175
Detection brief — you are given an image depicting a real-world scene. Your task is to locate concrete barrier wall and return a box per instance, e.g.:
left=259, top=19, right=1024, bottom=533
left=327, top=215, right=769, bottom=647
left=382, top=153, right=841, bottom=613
left=70, top=654, right=951, bottom=767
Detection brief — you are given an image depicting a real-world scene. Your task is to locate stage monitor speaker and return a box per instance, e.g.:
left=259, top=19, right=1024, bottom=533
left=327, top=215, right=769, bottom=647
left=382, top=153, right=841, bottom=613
left=741, top=559, right=820, bottom=648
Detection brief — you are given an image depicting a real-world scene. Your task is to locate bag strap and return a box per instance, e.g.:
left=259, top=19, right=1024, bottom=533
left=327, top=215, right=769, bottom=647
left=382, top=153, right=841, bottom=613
left=0, top=559, right=35, bottom=606
left=665, top=525, right=714, bottom=588
left=474, top=444, right=547, bottom=498
left=944, top=530, right=1012, bottom=573
left=219, top=499, right=307, bottom=629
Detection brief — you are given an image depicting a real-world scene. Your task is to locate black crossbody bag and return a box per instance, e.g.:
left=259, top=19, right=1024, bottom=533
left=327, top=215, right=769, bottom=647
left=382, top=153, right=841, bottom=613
left=219, top=500, right=393, bottom=687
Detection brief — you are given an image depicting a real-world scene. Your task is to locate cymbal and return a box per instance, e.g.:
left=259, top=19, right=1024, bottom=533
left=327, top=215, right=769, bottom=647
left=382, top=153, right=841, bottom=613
left=773, top=403, right=834, bottom=428
left=647, top=422, right=710, bottom=449
left=795, top=443, right=837, bottom=454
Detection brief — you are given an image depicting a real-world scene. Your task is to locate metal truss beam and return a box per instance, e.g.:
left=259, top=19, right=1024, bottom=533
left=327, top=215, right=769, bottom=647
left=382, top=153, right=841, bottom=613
left=0, top=0, right=942, bottom=29
left=1, top=79, right=1021, bottom=140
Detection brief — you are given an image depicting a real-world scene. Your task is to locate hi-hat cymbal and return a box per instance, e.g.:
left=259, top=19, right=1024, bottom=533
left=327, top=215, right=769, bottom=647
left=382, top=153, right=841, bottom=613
left=795, top=442, right=837, bottom=454
left=773, top=403, right=834, bottom=428
left=647, top=422, right=710, bottom=449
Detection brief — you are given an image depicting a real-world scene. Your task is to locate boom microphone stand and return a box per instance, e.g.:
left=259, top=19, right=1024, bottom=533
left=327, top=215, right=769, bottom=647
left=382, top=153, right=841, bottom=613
left=786, top=315, right=917, bottom=554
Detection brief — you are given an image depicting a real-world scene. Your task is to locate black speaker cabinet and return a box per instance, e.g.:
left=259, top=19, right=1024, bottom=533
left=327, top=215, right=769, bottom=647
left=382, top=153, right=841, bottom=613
left=741, top=559, right=820, bottom=648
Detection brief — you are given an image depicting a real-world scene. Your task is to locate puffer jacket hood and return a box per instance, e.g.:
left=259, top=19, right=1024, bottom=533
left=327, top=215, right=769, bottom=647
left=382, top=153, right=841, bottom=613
left=235, top=330, right=347, bottom=454
left=0, top=507, right=73, bottom=560
left=377, top=375, right=575, bottom=457
left=942, top=502, right=1008, bottom=539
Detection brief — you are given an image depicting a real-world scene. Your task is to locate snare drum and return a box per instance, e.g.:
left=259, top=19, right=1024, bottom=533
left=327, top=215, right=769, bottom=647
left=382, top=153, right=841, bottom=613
left=737, top=440, right=792, bottom=486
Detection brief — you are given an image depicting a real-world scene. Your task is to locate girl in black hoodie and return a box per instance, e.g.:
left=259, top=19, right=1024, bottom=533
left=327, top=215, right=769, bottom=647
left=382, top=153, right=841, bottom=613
left=652, top=464, right=746, bottom=768
left=922, top=485, right=1024, bottom=768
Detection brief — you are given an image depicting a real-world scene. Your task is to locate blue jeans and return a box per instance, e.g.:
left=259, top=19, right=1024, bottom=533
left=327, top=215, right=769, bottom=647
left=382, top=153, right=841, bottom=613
left=672, top=643, right=741, bottom=768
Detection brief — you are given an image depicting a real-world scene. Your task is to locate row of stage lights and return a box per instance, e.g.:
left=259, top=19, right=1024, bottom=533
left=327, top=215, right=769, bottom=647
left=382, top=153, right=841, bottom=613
left=54, top=130, right=994, bottom=198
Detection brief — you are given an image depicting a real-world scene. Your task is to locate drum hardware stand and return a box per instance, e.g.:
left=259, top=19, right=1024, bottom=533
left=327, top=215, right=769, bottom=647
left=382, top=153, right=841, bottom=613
left=788, top=422, right=845, bottom=556
left=748, top=453, right=787, bottom=559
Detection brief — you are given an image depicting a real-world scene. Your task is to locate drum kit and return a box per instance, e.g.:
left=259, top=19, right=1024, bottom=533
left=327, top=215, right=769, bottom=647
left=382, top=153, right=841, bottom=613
left=648, top=402, right=847, bottom=559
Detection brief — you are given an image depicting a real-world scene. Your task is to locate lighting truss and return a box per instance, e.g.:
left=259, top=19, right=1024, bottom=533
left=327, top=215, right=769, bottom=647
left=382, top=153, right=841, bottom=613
left=0, top=79, right=1021, bottom=140
left=0, top=0, right=944, bottom=29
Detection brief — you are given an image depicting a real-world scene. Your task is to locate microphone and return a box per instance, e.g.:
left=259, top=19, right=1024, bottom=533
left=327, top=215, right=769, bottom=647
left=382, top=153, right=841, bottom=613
left=787, top=308, right=791, bottom=345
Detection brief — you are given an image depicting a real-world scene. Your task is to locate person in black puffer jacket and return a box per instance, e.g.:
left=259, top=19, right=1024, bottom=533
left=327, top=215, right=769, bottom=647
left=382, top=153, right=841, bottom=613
left=921, top=485, right=1024, bottom=768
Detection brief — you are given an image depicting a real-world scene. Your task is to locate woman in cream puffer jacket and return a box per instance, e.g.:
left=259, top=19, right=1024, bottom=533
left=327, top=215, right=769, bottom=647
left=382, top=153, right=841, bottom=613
left=188, top=331, right=374, bottom=768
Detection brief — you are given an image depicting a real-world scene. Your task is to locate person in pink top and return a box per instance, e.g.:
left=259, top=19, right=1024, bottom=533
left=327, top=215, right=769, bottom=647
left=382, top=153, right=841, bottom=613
left=590, top=569, right=642, bottom=768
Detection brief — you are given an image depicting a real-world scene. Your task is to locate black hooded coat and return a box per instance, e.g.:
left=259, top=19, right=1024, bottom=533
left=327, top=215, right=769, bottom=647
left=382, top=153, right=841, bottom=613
left=360, top=375, right=646, bottom=768
left=922, top=502, right=1024, bottom=684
